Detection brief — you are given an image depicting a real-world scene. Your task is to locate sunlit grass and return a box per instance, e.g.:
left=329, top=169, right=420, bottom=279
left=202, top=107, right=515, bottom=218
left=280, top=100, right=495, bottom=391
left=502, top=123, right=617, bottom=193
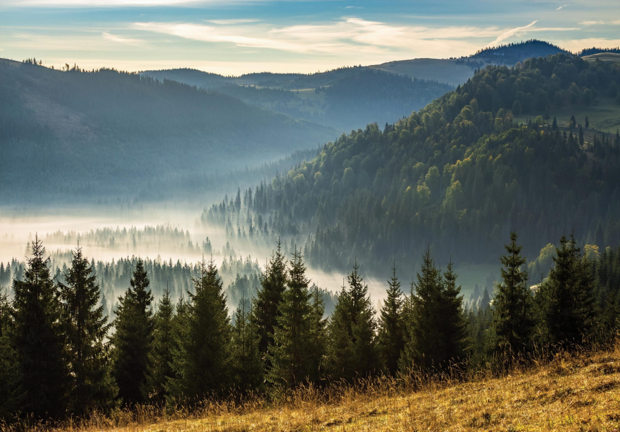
left=12, top=345, right=620, bottom=431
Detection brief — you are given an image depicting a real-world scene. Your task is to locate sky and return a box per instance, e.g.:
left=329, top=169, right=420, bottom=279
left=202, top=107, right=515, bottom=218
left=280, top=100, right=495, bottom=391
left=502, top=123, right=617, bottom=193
left=1, top=0, right=619, bottom=75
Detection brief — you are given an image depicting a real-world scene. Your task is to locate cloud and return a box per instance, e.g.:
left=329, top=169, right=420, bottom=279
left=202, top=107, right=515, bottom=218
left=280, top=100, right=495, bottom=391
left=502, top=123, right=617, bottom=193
left=581, top=20, right=605, bottom=25
left=102, top=32, right=145, bottom=46
left=556, top=4, right=567, bottom=10
left=206, top=19, right=260, bottom=25
left=486, top=20, right=538, bottom=47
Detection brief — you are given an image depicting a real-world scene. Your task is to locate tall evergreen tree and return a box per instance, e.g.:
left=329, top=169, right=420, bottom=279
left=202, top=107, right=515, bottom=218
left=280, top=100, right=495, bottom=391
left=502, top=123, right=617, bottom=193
left=536, top=235, right=596, bottom=346
left=490, top=232, right=534, bottom=354
left=269, top=249, right=321, bottom=386
left=327, top=262, right=379, bottom=381
left=400, top=248, right=464, bottom=371
left=308, top=285, right=328, bottom=380
left=377, top=265, right=405, bottom=376
left=58, top=246, right=117, bottom=415
left=111, top=259, right=154, bottom=405
left=0, top=289, right=24, bottom=420
left=169, top=259, right=232, bottom=400
left=11, top=237, right=68, bottom=419
left=438, top=262, right=468, bottom=364
left=145, top=287, right=175, bottom=403
left=252, top=241, right=287, bottom=358
left=231, top=297, right=263, bottom=393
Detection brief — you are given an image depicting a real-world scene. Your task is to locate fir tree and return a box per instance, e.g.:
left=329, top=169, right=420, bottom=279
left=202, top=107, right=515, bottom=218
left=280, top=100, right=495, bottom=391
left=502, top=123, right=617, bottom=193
left=145, top=287, right=175, bottom=403
left=169, top=259, right=232, bottom=400
left=0, top=289, right=24, bottom=420
left=377, top=264, right=405, bottom=375
left=438, top=261, right=468, bottom=364
left=552, top=116, right=558, bottom=130
left=491, top=232, right=534, bottom=354
left=252, top=241, right=287, bottom=358
left=111, top=259, right=154, bottom=405
left=269, top=249, right=320, bottom=386
left=327, top=262, right=379, bottom=381
left=11, top=237, right=68, bottom=418
left=308, top=285, right=328, bottom=380
left=231, top=297, right=263, bottom=393
left=536, top=235, right=596, bottom=346
left=58, top=246, right=117, bottom=415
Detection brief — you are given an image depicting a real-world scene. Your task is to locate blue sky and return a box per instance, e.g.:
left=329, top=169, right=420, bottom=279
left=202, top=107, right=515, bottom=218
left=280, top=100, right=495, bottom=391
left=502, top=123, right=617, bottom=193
left=1, top=0, right=619, bottom=75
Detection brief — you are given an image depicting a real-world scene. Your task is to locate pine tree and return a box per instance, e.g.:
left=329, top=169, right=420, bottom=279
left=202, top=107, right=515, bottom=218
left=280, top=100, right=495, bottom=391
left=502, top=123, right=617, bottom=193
left=537, top=235, right=596, bottom=346
left=231, top=297, right=263, bottom=393
left=169, top=259, right=232, bottom=400
left=269, top=249, right=321, bottom=386
left=377, top=264, right=405, bottom=376
left=438, top=262, right=468, bottom=364
left=491, top=232, right=534, bottom=354
left=145, top=287, right=175, bottom=403
left=11, top=237, right=68, bottom=418
left=308, top=285, right=328, bottom=380
left=58, top=246, right=116, bottom=415
left=252, top=241, right=287, bottom=358
left=327, top=262, right=379, bottom=381
left=552, top=116, right=558, bottom=130
left=0, top=289, right=24, bottom=420
left=111, top=259, right=154, bottom=405
left=585, top=116, right=589, bottom=129
left=400, top=248, right=458, bottom=372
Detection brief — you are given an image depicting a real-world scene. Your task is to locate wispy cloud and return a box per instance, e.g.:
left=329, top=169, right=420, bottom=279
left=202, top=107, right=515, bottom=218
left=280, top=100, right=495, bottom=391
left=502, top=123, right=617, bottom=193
left=556, top=4, right=567, bottom=10
left=102, top=32, right=145, bottom=46
left=206, top=19, right=260, bottom=25
left=581, top=20, right=605, bottom=26
left=486, top=20, right=537, bottom=47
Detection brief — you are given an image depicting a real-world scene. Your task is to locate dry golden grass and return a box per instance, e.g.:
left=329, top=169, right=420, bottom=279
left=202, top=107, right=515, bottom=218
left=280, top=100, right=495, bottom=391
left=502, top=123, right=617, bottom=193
left=34, top=347, right=620, bottom=432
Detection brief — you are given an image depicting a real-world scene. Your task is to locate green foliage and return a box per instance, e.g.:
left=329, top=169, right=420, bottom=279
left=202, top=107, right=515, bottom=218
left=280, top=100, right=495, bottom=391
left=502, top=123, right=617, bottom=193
left=111, top=259, right=154, bottom=405
left=377, top=265, right=405, bottom=375
left=400, top=249, right=466, bottom=371
left=0, top=290, right=24, bottom=421
left=58, top=247, right=117, bottom=415
left=535, top=235, right=596, bottom=345
left=145, top=288, right=175, bottom=403
left=327, top=263, right=379, bottom=381
left=268, top=250, right=322, bottom=387
left=168, top=259, right=232, bottom=400
left=252, top=241, right=287, bottom=358
left=490, top=232, right=534, bottom=354
left=231, top=298, right=264, bottom=393
left=11, top=237, right=69, bottom=418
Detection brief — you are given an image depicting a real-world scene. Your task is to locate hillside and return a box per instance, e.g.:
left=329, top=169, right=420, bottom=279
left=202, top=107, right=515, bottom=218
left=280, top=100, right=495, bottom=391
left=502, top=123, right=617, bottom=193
left=0, top=59, right=335, bottom=202
left=370, top=40, right=569, bottom=87
left=49, top=347, right=620, bottom=431
left=204, top=53, right=620, bottom=273
left=142, top=67, right=453, bottom=132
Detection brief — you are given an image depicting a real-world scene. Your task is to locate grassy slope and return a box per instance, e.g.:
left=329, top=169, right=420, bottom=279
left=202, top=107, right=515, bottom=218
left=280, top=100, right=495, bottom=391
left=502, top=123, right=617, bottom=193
left=61, top=348, right=620, bottom=431
left=583, top=53, right=620, bottom=63
left=513, top=97, right=620, bottom=134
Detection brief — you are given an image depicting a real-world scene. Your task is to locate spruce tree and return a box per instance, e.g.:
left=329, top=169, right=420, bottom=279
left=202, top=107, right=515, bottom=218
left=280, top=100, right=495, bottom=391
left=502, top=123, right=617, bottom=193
left=400, top=248, right=461, bottom=371
left=58, top=246, right=117, bottom=415
left=377, top=265, right=405, bottom=376
left=326, top=262, right=379, bottom=381
left=111, top=259, right=154, bottom=405
left=491, top=232, right=534, bottom=354
left=11, top=237, right=68, bottom=418
left=537, top=235, right=596, bottom=346
left=145, top=287, right=175, bottom=403
left=169, top=259, right=232, bottom=400
left=0, top=289, right=24, bottom=420
left=308, top=285, right=328, bottom=380
left=252, top=241, right=287, bottom=357
left=231, top=297, right=263, bottom=393
left=269, top=249, right=321, bottom=386
left=438, top=262, right=468, bottom=364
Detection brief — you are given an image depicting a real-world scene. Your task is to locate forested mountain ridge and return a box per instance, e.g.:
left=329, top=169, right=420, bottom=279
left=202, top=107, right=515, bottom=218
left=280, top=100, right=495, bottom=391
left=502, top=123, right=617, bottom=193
left=0, top=59, right=335, bottom=202
left=205, top=54, right=620, bottom=274
left=142, top=67, right=453, bottom=132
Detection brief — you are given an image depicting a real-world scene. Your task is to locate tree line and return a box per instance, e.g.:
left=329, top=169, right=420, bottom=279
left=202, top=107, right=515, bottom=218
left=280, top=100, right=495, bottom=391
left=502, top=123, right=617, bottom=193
left=2, top=231, right=619, bottom=423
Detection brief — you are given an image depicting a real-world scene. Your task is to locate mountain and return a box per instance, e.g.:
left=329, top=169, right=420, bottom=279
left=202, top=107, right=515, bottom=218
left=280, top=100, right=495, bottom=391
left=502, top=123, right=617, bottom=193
left=141, top=67, right=453, bottom=132
left=204, top=53, right=620, bottom=273
left=0, top=59, right=335, bottom=202
left=370, top=40, right=569, bottom=87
